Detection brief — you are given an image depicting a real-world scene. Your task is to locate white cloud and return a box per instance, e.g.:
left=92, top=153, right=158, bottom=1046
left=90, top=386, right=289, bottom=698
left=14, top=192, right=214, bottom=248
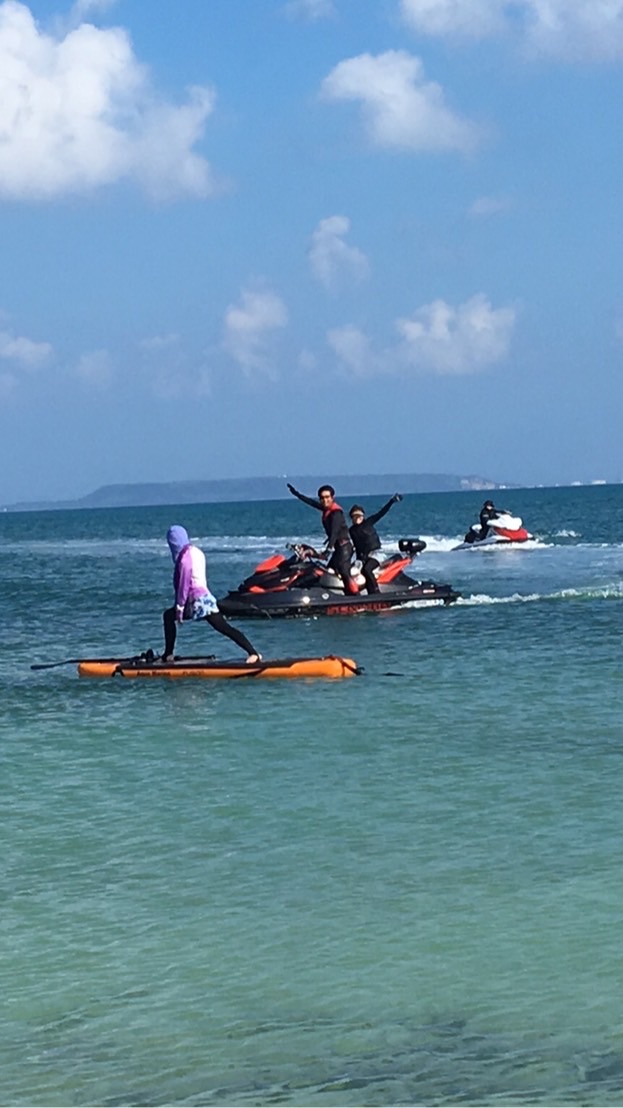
left=309, top=215, right=370, bottom=290
left=399, top=0, right=623, bottom=61
left=222, top=287, right=288, bottom=375
left=0, top=318, right=52, bottom=396
left=522, top=0, right=623, bottom=61
left=396, top=294, right=516, bottom=374
left=326, top=324, right=381, bottom=376
left=139, top=332, right=181, bottom=352
left=73, top=348, right=113, bottom=385
left=0, top=326, right=52, bottom=367
left=282, top=0, right=336, bottom=20
left=0, top=0, right=217, bottom=201
left=320, top=50, right=482, bottom=154
left=399, top=0, right=508, bottom=38
left=68, top=0, right=118, bottom=25
left=328, top=294, right=516, bottom=376
left=129, top=86, right=217, bottom=201
left=468, top=193, right=512, bottom=217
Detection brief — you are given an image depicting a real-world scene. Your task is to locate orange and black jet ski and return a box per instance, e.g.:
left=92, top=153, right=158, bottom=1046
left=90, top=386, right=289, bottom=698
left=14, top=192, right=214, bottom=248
left=218, top=539, right=460, bottom=618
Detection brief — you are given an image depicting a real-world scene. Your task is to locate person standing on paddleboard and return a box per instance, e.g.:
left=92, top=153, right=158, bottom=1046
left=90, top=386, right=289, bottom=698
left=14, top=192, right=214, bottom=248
left=163, top=526, right=261, bottom=663
left=286, top=482, right=359, bottom=595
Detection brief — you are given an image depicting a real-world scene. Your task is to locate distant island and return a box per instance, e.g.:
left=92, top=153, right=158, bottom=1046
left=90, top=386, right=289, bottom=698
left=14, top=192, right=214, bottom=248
left=2, top=473, right=504, bottom=512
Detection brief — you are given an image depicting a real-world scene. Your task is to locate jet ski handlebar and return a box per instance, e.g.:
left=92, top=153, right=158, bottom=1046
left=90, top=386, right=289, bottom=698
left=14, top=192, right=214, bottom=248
left=286, top=539, right=426, bottom=562
left=287, top=542, right=323, bottom=561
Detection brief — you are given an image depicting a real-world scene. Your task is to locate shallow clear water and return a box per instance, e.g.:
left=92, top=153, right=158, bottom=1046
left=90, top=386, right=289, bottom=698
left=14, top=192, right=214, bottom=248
left=2, top=484, right=623, bottom=1105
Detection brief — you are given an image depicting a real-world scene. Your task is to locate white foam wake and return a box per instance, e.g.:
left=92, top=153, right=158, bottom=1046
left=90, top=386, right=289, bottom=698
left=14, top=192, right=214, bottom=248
left=457, top=583, right=623, bottom=606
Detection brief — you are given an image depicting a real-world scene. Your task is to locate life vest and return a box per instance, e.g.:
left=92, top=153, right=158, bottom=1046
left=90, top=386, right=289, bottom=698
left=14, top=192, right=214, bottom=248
left=322, top=501, right=350, bottom=544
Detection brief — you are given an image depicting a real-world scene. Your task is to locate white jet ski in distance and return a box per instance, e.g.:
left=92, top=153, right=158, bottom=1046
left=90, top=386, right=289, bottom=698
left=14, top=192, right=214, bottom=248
left=453, top=513, right=535, bottom=551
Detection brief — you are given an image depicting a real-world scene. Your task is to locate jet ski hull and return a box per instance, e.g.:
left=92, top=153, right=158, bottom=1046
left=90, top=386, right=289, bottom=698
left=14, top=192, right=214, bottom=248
left=453, top=514, right=535, bottom=550
left=219, top=538, right=460, bottom=617
left=219, top=580, right=460, bottom=618
left=453, top=532, right=534, bottom=551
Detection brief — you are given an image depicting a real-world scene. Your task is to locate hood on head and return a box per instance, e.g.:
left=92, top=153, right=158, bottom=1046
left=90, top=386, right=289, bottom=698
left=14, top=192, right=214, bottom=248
left=167, top=525, right=189, bottom=561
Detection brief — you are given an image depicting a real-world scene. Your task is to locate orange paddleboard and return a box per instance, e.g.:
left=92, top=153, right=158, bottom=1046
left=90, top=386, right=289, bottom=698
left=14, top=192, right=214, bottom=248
left=77, top=655, right=361, bottom=680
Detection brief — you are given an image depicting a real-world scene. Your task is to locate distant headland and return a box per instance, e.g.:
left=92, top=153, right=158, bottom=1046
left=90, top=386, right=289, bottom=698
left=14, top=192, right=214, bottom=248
left=2, top=473, right=504, bottom=512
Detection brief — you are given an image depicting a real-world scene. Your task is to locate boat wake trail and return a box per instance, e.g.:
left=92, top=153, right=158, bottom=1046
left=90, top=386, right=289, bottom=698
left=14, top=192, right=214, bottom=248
left=458, top=584, right=623, bottom=606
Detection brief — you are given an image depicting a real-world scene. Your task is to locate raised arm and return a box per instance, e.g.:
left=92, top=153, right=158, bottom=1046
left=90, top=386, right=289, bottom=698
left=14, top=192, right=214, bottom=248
left=286, top=483, right=322, bottom=510
left=367, top=494, right=402, bottom=527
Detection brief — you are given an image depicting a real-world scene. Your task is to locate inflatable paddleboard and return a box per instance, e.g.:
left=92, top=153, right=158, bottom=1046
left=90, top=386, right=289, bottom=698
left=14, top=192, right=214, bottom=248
left=76, top=654, right=361, bottom=680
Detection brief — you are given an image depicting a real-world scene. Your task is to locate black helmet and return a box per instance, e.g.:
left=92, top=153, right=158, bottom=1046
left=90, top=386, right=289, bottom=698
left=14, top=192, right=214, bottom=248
left=483, top=500, right=494, bottom=509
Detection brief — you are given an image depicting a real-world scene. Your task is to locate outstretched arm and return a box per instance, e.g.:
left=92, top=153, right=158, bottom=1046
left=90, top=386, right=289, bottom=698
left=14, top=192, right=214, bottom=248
left=367, top=494, right=402, bottom=527
left=286, top=483, right=322, bottom=510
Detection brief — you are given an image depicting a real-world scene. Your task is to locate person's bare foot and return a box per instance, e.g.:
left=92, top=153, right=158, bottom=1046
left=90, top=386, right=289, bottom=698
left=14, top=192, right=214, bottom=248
left=246, top=653, right=262, bottom=664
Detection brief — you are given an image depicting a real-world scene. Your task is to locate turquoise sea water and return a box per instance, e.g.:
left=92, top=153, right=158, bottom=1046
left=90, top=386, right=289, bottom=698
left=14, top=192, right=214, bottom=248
left=2, top=484, right=623, bottom=1107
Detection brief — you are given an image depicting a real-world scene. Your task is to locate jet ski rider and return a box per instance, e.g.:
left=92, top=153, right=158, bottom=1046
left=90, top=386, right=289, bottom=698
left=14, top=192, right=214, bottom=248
left=478, top=499, right=510, bottom=541
left=348, top=495, right=402, bottom=593
left=286, top=482, right=359, bottom=594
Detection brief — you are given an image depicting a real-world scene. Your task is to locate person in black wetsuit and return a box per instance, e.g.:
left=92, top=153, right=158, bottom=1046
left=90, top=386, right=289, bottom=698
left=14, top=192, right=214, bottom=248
left=286, top=482, right=359, bottom=594
left=477, top=499, right=510, bottom=541
left=348, top=495, right=402, bottom=593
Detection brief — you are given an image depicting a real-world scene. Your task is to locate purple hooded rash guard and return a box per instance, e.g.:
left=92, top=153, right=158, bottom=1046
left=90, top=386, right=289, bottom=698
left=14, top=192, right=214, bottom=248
left=167, top=525, right=190, bottom=562
left=166, top=525, right=218, bottom=619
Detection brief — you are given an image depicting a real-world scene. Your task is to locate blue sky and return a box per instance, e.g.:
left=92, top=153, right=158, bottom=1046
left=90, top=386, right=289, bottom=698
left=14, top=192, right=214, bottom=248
left=1, top=0, right=622, bottom=501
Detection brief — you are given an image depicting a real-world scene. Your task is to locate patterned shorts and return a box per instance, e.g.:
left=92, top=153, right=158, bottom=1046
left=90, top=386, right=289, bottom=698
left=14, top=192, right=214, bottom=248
left=189, top=592, right=219, bottom=619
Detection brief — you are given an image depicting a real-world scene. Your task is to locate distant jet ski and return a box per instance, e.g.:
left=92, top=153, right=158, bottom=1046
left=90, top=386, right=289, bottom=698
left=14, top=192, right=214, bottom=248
left=453, top=513, right=535, bottom=550
left=219, top=539, right=460, bottom=618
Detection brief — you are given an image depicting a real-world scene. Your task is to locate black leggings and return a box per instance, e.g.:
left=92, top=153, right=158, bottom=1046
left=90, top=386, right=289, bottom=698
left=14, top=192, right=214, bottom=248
left=329, top=543, right=359, bottom=594
left=163, top=606, right=257, bottom=659
left=361, top=555, right=380, bottom=593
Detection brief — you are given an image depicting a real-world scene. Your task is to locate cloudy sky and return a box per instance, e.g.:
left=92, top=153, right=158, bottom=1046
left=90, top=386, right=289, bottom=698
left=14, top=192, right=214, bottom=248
left=1, top=0, right=622, bottom=500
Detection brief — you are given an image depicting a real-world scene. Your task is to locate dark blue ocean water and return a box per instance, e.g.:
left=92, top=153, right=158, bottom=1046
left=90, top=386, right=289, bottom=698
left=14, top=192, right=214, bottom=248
left=2, top=484, right=623, bottom=1106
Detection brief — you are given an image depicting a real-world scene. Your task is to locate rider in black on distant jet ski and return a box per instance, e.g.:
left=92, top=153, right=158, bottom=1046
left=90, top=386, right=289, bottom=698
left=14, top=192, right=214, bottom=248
left=286, top=482, right=359, bottom=594
left=348, top=495, right=402, bottom=593
left=477, top=499, right=511, bottom=541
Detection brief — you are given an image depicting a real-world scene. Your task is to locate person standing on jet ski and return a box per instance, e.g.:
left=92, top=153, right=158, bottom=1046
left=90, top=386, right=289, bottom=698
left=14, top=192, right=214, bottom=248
left=286, top=482, right=359, bottom=594
left=348, top=495, right=402, bottom=593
